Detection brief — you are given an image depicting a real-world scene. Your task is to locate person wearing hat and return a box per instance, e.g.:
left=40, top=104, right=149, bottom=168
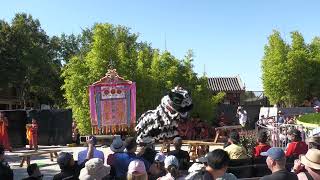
left=286, top=129, right=308, bottom=158
left=79, top=158, right=111, bottom=180
left=168, top=137, right=190, bottom=171
left=292, top=149, right=320, bottom=180
left=138, top=137, right=157, bottom=165
left=53, top=137, right=95, bottom=180
left=113, top=137, right=150, bottom=179
left=224, top=130, right=248, bottom=159
left=307, top=136, right=320, bottom=150
left=149, top=153, right=167, bottom=180
left=158, top=155, right=184, bottom=180
left=78, top=135, right=104, bottom=165
left=107, top=136, right=125, bottom=178
left=260, top=147, right=298, bottom=180
left=127, top=160, right=148, bottom=180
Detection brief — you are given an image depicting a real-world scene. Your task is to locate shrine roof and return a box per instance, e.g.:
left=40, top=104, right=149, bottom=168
left=207, top=76, right=245, bottom=93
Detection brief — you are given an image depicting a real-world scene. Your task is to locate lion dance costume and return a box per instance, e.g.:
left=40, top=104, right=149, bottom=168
left=135, top=86, right=193, bottom=143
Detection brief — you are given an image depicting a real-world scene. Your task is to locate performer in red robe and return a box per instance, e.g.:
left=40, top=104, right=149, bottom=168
left=0, top=112, right=12, bottom=151
left=29, top=118, right=38, bottom=150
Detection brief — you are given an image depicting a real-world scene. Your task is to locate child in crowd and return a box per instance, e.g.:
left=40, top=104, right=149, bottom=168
left=286, top=129, right=308, bottom=158
left=253, top=131, right=271, bottom=158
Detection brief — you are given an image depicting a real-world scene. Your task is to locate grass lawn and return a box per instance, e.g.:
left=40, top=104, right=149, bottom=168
left=298, top=113, right=320, bottom=125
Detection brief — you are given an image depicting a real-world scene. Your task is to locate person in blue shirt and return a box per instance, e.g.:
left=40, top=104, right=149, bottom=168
left=277, top=111, right=285, bottom=124
left=77, top=135, right=104, bottom=165
left=113, top=137, right=150, bottom=179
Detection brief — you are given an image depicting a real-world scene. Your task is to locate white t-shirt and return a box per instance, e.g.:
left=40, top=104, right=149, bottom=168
left=238, top=110, right=247, bottom=126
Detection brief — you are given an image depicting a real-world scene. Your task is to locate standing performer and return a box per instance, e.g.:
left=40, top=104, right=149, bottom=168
left=237, top=106, right=247, bottom=127
left=27, top=118, right=38, bottom=150
left=0, top=112, right=12, bottom=152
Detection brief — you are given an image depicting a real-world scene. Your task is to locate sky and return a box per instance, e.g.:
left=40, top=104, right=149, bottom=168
left=1, top=1, right=320, bottom=90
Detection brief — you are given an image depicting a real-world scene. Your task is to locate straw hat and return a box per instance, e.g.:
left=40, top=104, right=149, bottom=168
left=79, top=158, right=110, bottom=180
left=300, top=149, right=320, bottom=170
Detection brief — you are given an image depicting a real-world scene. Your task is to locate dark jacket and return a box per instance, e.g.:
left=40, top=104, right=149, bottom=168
left=0, top=160, right=13, bottom=180
left=53, top=160, right=86, bottom=180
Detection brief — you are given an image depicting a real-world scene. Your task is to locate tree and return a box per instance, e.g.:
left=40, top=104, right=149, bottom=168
left=262, top=30, right=320, bottom=106
left=309, top=37, right=320, bottom=97
left=63, top=23, right=221, bottom=134
left=261, top=30, right=289, bottom=106
left=0, top=13, right=66, bottom=108
left=285, top=32, right=310, bottom=106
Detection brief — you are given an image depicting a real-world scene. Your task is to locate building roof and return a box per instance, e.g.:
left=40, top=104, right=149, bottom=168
left=207, top=76, right=245, bottom=93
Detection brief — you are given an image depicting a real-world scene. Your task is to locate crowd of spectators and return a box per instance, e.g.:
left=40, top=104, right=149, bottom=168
left=0, top=125, right=319, bottom=179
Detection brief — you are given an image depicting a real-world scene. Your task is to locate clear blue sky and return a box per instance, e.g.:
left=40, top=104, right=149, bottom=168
left=1, top=0, right=320, bottom=90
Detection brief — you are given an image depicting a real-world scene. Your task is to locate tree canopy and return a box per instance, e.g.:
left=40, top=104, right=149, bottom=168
left=262, top=30, right=320, bottom=107
left=62, top=23, right=223, bottom=134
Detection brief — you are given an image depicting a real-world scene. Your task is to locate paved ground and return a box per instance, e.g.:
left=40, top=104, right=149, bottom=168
left=7, top=146, right=114, bottom=180
left=7, top=144, right=222, bottom=180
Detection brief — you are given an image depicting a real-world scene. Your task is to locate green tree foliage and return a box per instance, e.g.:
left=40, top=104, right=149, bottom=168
left=62, top=23, right=220, bottom=134
left=262, top=30, right=289, bottom=106
left=262, top=30, right=320, bottom=107
left=0, top=13, right=65, bottom=107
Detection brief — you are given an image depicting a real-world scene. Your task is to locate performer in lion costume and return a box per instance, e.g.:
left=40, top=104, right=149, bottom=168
left=135, top=86, right=193, bottom=143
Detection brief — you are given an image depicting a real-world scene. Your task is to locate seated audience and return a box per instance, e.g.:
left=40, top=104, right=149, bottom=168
left=113, top=137, right=150, bottom=179
left=158, top=155, right=184, bottom=180
left=127, top=160, right=148, bottom=180
left=0, top=144, right=13, bottom=180
left=53, top=138, right=95, bottom=180
left=22, top=163, right=43, bottom=180
left=79, top=158, right=110, bottom=180
left=293, top=149, right=320, bottom=180
left=78, top=135, right=104, bottom=165
left=224, top=130, right=248, bottom=159
left=138, top=137, right=157, bottom=165
left=253, top=131, right=271, bottom=158
left=260, top=147, right=298, bottom=180
left=107, top=136, right=125, bottom=178
left=186, top=149, right=237, bottom=180
left=205, top=149, right=237, bottom=180
left=168, top=137, right=190, bottom=171
left=184, top=157, right=207, bottom=179
left=149, top=153, right=167, bottom=180
left=286, top=129, right=308, bottom=158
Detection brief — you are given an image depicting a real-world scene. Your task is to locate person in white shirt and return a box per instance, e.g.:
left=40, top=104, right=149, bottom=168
left=237, top=106, right=247, bottom=127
